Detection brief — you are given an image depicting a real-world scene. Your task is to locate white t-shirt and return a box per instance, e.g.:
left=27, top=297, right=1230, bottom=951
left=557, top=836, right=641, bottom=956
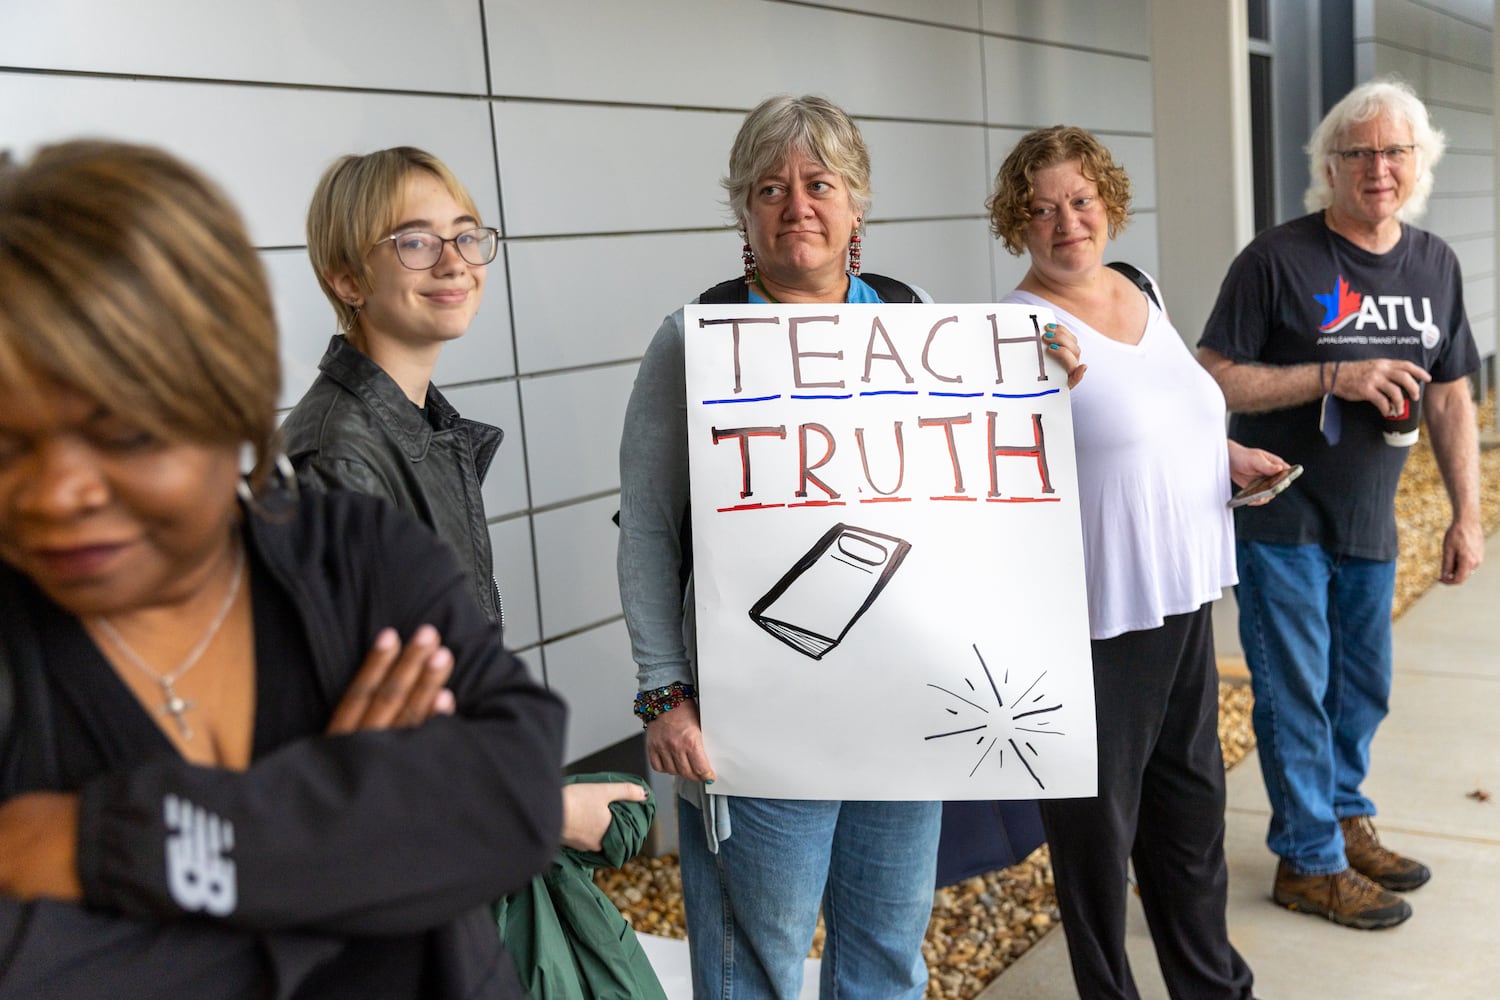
left=1005, top=280, right=1236, bottom=640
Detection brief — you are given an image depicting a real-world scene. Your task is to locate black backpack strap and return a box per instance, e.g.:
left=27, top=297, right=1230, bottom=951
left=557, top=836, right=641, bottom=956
left=858, top=272, right=921, bottom=303
left=1106, top=261, right=1160, bottom=310
left=697, top=277, right=750, bottom=304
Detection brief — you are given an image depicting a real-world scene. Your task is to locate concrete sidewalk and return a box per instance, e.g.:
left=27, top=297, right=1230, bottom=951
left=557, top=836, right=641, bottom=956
left=978, top=535, right=1500, bottom=999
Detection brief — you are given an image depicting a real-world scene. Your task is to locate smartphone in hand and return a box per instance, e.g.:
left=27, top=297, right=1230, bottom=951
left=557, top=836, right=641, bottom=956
left=1228, top=464, right=1303, bottom=509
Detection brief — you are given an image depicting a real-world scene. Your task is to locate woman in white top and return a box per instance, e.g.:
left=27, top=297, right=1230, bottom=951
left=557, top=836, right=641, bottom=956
left=988, top=126, right=1286, bottom=1000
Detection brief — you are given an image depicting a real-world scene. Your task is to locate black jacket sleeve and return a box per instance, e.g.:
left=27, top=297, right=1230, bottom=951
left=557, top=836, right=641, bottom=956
left=71, top=494, right=566, bottom=936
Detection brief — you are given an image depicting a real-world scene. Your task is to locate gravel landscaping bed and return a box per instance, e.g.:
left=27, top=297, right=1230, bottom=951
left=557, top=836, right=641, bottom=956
left=597, top=397, right=1500, bottom=999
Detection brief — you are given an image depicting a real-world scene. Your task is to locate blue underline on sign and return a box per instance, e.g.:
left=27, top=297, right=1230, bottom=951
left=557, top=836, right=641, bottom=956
left=791, top=393, right=853, bottom=400
left=929, top=391, right=986, bottom=398
left=859, top=390, right=920, bottom=396
left=992, top=388, right=1060, bottom=399
left=700, top=394, right=782, bottom=404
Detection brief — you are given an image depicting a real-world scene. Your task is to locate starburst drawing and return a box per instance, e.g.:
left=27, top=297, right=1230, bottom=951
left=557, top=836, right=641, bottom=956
left=924, top=643, right=1065, bottom=789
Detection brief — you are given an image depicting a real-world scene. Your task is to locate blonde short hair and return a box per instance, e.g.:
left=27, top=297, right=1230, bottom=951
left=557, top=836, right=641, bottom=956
left=722, top=95, right=873, bottom=228
left=987, top=126, right=1132, bottom=256
left=1303, top=77, right=1445, bottom=221
left=0, top=140, right=281, bottom=485
left=306, top=147, right=481, bottom=332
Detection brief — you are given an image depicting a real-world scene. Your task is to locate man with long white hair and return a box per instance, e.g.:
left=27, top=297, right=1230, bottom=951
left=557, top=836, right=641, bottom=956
left=1197, top=78, right=1481, bottom=930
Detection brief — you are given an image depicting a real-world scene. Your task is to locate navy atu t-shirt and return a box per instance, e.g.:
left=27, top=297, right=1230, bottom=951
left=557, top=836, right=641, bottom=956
left=1199, top=212, right=1479, bottom=561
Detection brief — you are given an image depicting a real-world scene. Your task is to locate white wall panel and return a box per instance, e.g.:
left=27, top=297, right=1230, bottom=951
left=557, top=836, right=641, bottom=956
left=1438, top=150, right=1496, bottom=192
left=439, top=381, right=531, bottom=519
left=520, top=367, right=638, bottom=507
left=0, top=73, right=501, bottom=248
left=1470, top=314, right=1496, bottom=356
left=543, top=621, right=640, bottom=762
left=492, top=518, right=543, bottom=652
left=485, top=0, right=986, bottom=122
left=983, top=37, right=1154, bottom=132
left=1466, top=274, right=1495, bottom=319
left=1425, top=194, right=1495, bottom=237
left=533, top=496, right=627, bottom=640
left=981, top=0, right=1151, bottom=57
left=0, top=0, right=489, bottom=91
left=866, top=219, right=996, bottom=302
left=1106, top=213, right=1162, bottom=286
left=792, top=0, right=981, bottom=28
left=265, top=250, right=336, bottom=409
left=1450, top=232, right=1496, bottom=275
left=1431, top=105, right=1495, bottom=150
left=495, top=103, right=741, bottom=237
left=508, top=232, right=733, bottom=374
left=1358, top=0, right=1493, bottom=67
left=860, top=121, right=992, bottom=220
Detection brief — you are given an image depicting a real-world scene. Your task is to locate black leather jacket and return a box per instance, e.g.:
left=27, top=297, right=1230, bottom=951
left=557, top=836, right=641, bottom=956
left=281, top=336, right=505, bottom=625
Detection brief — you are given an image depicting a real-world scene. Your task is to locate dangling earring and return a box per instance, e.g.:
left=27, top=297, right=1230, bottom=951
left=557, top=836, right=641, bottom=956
left=741, top=233, right=756, bottom=282
left=340, top=299, right=362, bottom=333
left=238, top=450, right=301, bottom=513
left=848, top=224, right=862, bottom=276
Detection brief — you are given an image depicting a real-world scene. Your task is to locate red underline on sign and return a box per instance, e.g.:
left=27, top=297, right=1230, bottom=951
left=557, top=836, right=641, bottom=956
left=717, top=503, right=787, bottom=512
left=930, top=495, right=978, bottom=502
left=788, top=500, right=846, bottom=508
left=985, top=497, right=1061, bottom=503
left=859, top=496, right=912, bottom=503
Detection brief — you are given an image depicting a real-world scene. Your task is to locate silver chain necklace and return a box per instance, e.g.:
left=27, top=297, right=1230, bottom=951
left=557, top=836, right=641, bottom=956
left=92, top=543, right=246, bottom=740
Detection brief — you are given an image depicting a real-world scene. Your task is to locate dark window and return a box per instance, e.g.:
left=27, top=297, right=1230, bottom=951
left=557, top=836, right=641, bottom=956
left=1248, top=0, right=1269, bottom=40
left=1250, top=52, right=1275, bottom=233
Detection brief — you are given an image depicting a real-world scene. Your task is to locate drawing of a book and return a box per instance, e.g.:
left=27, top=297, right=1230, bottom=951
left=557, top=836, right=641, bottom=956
left=749, top=523, right=912, bottom=659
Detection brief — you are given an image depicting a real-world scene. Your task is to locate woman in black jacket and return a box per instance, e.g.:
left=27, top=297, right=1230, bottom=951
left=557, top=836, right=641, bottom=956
left=0, top=140, right=565, bottom=998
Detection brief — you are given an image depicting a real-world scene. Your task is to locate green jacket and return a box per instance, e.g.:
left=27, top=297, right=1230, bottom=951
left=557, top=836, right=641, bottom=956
left=495, top=773, right=667, bottom=1000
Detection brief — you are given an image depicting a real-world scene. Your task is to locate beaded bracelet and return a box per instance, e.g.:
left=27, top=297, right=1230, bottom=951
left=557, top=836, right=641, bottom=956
left=634, top=682, right=697, bottom=727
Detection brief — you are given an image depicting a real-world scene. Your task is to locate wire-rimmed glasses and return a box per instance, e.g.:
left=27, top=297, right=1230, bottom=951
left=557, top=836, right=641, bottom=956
left=1334, top=145, right=1416, bottom=167
left=375, top=227, right=499, bottom=270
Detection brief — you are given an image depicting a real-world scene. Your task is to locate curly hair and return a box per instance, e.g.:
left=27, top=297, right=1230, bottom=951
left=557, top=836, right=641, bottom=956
left=987, top=126, right=1132, bottom=256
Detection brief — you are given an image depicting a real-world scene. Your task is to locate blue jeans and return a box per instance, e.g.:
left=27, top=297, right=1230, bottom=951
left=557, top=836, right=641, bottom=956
left=677, top=795, right=941, bottom=1000
left=1236, top=541, right=1394, bottom=874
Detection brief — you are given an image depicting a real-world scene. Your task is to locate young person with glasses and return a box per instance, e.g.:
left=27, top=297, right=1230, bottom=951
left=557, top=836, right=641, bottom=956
left=282, top=147, right=507, bottom=625
left=282, top=148, right=652, bottom=865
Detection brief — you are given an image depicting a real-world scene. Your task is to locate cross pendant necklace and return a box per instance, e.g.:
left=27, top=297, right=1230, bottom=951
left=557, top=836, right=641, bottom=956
left=93, top=543, right=246, bottom=742
left=155, top=678, right=197, bottom=739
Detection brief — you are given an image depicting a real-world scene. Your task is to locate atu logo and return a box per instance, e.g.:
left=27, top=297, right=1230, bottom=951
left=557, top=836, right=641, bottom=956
left=1316, top=273, right=1434, bottom=339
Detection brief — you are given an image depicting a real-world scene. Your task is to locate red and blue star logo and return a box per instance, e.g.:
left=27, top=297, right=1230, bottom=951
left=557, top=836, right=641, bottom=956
left=1315, top=274, right=1363, bottom=332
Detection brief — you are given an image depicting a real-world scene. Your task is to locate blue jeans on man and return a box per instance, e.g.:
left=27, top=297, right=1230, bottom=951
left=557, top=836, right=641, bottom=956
left=678, top=795, right=940, bottom=1000
left=1235, top=541, right=1395, bottom=874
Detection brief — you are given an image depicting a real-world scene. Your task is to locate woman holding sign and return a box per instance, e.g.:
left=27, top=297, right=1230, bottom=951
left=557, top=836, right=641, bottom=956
left=617, top=95, right=1084, bottom=999
left=988, top=126, right=1285, bottom=1000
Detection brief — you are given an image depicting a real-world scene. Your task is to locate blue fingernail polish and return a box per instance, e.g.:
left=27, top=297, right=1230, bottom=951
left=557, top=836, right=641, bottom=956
left=1047, top=343, right=1059, bottom=350
left=1044, top=330, right=1055, bottom=339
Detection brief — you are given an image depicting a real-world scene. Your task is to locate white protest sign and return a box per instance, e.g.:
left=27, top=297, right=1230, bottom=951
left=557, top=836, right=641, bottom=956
left=684, top=302, right=1096, bottom=801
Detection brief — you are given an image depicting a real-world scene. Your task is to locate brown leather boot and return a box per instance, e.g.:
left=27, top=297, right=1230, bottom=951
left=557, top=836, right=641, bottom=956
left=1341, top=814, right=1432, bottom=891
left=1273, top=860, right=1412, bottom=929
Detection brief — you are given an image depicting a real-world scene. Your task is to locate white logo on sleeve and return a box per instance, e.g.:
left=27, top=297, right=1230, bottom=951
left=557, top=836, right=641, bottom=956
left=164, top=794, right=238, bottom=916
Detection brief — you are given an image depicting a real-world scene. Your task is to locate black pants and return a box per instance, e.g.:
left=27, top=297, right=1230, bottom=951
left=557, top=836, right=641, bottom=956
left=1041, top=604, right=1255, bottom=1000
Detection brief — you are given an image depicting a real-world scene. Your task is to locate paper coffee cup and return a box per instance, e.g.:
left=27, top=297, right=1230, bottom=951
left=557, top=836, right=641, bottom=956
left=1381, top=389, right=1421, bottom=447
